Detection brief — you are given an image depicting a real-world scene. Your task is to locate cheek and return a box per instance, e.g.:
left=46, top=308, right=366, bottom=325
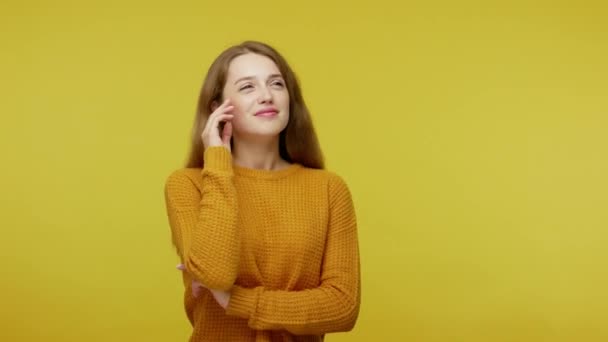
left=230, top=110, right=249, bottom=131
left=231, top=105, right=251, bottom=127
left=279, top=93, right=290, bottom=110
left=229, top=97, right=254, bottom=115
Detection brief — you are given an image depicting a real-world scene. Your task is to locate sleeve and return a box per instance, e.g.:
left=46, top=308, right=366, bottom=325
left=164, top=146, right=240, bottom=291
left=225, top=173, right=361, bottom=335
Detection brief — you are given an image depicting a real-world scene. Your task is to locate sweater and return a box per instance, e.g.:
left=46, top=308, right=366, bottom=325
left=164, top=146, right=361, bottom=342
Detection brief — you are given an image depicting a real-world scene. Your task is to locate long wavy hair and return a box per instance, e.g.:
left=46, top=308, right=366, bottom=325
left=185, top=41, right=324, bottom=169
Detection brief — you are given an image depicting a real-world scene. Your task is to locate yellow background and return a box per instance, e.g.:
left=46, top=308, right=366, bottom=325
left=1, top=0, right=607, bottom=341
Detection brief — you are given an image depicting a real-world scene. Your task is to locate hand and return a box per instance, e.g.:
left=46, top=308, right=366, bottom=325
left=208, top=288, right=232, bottom=309
left=201, top=99, right=234, bottom=152
left=176, top=264, right=232, bottom=309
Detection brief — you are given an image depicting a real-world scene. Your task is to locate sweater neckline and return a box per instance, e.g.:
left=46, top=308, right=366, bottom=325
left=232, top=162, right=302, bottom=179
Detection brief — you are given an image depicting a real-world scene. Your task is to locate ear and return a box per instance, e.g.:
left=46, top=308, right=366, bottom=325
left=210, top=101, right=219, bottom=112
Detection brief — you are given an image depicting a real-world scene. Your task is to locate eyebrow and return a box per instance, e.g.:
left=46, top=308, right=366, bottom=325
left=233, top=74, right=284, bottom=85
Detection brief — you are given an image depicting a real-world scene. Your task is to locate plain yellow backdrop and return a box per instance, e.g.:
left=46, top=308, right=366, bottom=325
left=1, top=0, right=607, bottom=341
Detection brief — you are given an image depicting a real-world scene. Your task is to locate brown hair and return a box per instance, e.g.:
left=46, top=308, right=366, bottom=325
left=185, top=41, right=324, bottom=169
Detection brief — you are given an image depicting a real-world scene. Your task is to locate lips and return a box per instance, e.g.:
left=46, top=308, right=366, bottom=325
left=255, top=108, right=278, bottom=116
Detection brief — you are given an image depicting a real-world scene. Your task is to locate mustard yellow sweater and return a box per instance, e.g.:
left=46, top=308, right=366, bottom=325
left=164, top=146, right=361, bottom=341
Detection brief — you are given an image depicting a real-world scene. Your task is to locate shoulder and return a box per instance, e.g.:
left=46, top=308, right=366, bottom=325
left=164, top=168, right=204, bottom=193
left=297, top=167, right=352, bottom=193
left=309, top=169, right=356, bottom=211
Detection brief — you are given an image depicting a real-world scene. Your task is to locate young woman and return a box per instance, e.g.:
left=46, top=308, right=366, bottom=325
left=164, top=41, right=360, bottom=341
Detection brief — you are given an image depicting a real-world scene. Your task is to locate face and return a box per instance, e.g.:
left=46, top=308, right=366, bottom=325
left=221, top=53, right=290, bottom=140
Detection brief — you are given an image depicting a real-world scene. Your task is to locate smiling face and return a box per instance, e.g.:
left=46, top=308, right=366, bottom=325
left=222, top=53, right=290, bottom=140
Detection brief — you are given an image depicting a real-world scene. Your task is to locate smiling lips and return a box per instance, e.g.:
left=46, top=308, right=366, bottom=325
left=255, top=108, right=278, bottom=117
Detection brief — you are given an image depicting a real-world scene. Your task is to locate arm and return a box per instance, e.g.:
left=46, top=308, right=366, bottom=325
left=164, top=146, right=240, bottom=290
left=225, top=174, right=361, bottom=335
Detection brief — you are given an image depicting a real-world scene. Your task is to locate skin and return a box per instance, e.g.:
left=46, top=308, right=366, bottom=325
left=179, top=53, right=294, bottom=309
left=204, top=52, right=292, bottom=170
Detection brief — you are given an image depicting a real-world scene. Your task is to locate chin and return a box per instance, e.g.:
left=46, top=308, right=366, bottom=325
left=253, top=128, right=285, bottom=137
left=240, top=126, right=286, bottom=139
left=238, top=119, right=288, bottom=137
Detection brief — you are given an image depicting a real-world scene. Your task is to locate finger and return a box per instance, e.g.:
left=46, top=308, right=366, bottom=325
left=219, top=98, right=231, bottom=108
left=202, top=113, right=233, bottom=140
left=211, top=98, right=231, bottom=113
left=210, top=103, right=234, bottom=119
left=221, top=121, right=232, bottom=145
left=192, top=280, right=203, bottom=297
left=176, top=263, right=185, bottom=271
left=205, top=106, right=234, bottom=137
left=221, top=98, right=232, bottom=109
left=210, top=114, right=234, bottom=131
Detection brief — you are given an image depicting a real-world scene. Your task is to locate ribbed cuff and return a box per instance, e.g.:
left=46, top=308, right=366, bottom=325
left=203, top=146, right=233, bottom=173
left=225, top=285, right=260, bottom=319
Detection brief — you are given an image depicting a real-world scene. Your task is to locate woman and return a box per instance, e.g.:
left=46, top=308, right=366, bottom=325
left=164, top=41, right=360, bottom=341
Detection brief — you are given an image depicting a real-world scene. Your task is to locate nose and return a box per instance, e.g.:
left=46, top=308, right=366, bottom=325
left=258, top=85, right=273, bottom=104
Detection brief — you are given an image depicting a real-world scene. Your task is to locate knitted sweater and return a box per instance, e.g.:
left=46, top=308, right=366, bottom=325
left=164, top=146, right=361, bottom=342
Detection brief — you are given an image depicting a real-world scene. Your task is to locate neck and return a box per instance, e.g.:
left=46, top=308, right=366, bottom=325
left=232, top=135, right=289, bottom=171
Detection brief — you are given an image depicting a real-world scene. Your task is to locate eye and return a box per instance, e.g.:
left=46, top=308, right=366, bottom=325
left=271, top=80, right=285, bottom=87
left=239, top=84, right=253, bottom=91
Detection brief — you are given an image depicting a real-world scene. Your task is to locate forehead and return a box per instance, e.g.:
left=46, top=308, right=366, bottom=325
left=226, top=53, right=282, bottom=81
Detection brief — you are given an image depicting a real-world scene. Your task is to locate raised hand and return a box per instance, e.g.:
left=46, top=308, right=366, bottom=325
left=201, top=99, right=234, bottom=152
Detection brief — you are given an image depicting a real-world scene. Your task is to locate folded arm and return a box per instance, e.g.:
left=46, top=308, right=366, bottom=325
left=164, top=147, right=240, bottom=290
left=225, top=174, right=361, bottom=335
